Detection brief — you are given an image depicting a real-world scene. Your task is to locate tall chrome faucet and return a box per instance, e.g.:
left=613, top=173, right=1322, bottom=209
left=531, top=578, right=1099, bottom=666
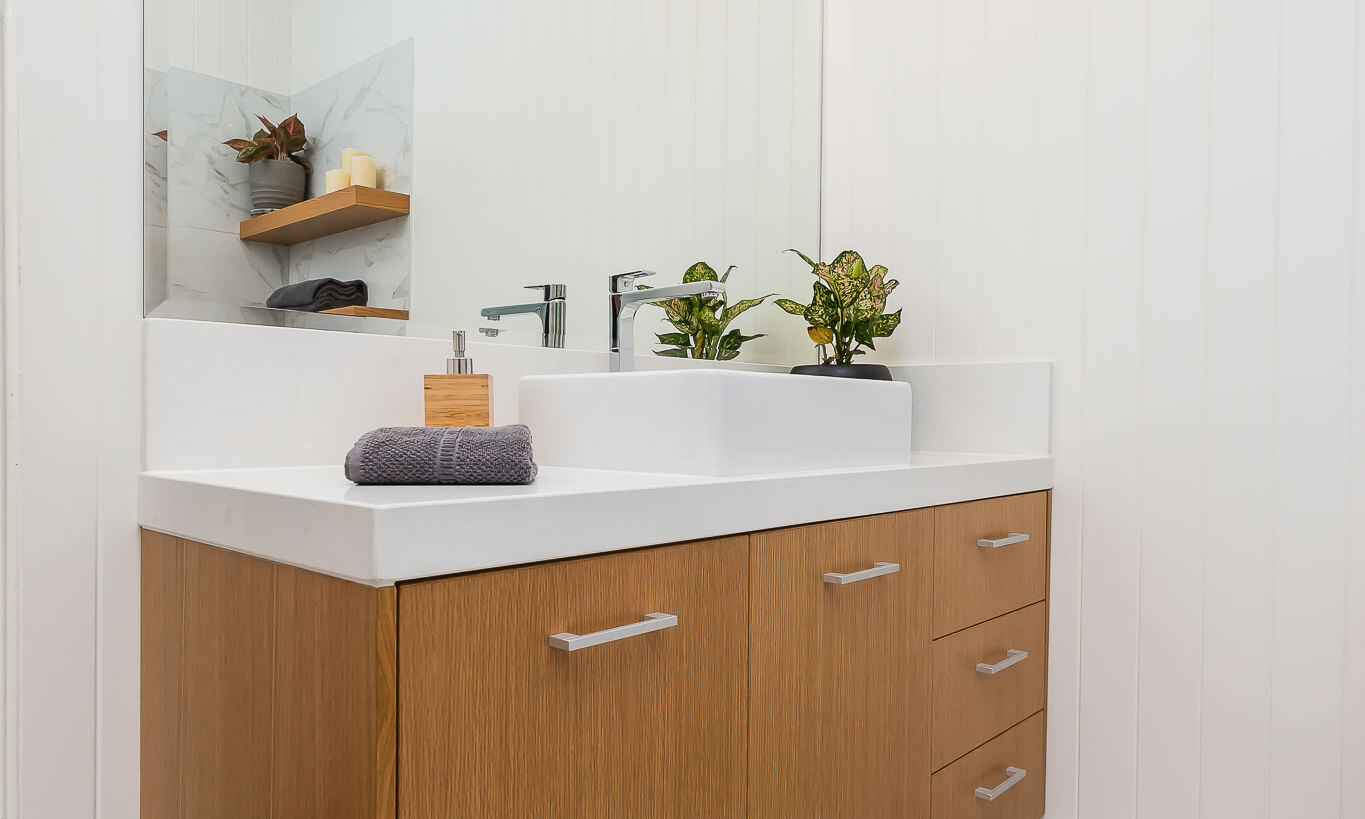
left=609, top=271, right=726, bottom=372
left=480, top=284, right=567, bottom=348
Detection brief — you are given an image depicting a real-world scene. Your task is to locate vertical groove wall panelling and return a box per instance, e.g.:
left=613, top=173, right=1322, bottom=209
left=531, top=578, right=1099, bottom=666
left=1200, top=0, right=1279, bottom=816
left=1270, top=1, right=1354, bottom=816
left=826, top=0, right=1365, bottom=817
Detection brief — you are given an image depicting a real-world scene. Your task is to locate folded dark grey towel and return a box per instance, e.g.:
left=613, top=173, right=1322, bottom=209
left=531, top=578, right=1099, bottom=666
left=266, top=278, right=369, bottom=312
left=344, top=425, right=538, bottom=485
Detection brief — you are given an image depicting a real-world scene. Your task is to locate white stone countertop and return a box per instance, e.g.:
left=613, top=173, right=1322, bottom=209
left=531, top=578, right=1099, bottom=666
left=139, top=452, right=1052, bottom=586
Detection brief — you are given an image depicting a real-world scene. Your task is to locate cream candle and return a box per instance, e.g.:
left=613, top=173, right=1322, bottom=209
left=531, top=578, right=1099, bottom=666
left=340, top=148, right=367, bottom=173
left=349, top=155, right=378, bottom=188
left=325, top=168, right=351, bottom=194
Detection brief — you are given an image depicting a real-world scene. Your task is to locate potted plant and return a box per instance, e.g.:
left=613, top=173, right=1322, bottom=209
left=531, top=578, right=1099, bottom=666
left=642, top=262, right=772, bottom=360
left=774, top=249, right=902, bottom=380
left=223, top=114, right=308, bottom=214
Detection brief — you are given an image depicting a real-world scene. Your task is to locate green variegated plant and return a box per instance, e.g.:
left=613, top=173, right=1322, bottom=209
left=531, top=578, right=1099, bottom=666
left=774, top=249, right=902, bottom=365
left=641, top=262, right=772, bottom=360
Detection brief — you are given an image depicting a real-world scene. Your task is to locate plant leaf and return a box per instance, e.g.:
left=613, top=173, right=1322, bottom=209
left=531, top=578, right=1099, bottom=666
left=871, top=308, right=903, bottom=338
left=278, top=114, right=305, bottom=147
left=828, top=250, right=868, bottom=307
left=697, top=308, right=723, bottom=336
left=853, top=319, right=876, bottom=350
left=808, top=326, right=833, bottom=345
left=654, top=347, right=689, bottom=358
left=153, top=129, right=169, bottom=142
left=222, top=138, right=254, bottom=151
left=234, top=144, right=269, bottom=163
left=803, top=282, right=838, bottom=327
left=256, top=115, right=278, bottom=134
left=774, top=298, right=807, bottom=316
left=784, top=248, right=819, bottom=269
left=720, top=295, right=772, bottom=325
left=656, top=332, right=690, bottom=346
left=683, top=261, right=719, bottom=283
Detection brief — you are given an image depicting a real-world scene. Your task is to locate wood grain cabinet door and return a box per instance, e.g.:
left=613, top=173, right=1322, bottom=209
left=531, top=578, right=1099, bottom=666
left=397, top=536, right=749, bottom=819
left=748, top=511, right=934, bottom=819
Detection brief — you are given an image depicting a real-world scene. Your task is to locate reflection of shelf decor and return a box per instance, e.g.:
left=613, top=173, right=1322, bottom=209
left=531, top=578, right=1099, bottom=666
left=238, top=185, right=409, bottom=245
left=320, top=306, right=410, bottom=320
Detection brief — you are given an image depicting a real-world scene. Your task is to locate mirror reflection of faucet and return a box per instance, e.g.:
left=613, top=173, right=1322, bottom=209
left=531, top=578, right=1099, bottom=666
left=478, top=284, right=567, bottom=348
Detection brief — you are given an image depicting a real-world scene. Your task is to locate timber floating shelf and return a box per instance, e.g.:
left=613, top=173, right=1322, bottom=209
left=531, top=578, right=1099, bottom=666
left=320, top=306, right=410, bottom=320
left=239, top=186, right=410, bottom=245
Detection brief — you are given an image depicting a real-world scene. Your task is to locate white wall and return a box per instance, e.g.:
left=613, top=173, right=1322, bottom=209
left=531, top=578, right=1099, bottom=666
left=825, top=1, right=1365, bottom=817
left=4, top=0, right=144, bottom=817
left=145, top=0, right=292, bottom=95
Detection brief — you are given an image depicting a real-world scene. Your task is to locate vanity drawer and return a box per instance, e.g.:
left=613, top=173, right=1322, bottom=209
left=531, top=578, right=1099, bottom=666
left=397, top=536, right=748, bottom=819
left=932, top=711, right=1046, bottom=819
left=933, top=492, right=1048, bottom=637
left=931, top=602, right=1047, bottom=770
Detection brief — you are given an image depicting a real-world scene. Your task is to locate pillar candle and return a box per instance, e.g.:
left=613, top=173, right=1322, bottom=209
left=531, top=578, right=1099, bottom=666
left=325, top=168, right=351, bottom=194
left=340, top=148, right=367, bottom=173
left=349, top=155, right=378, bottom=188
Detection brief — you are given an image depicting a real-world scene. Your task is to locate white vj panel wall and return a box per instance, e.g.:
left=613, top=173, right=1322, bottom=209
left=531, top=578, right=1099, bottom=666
left=824, top=0, right=1365, bottom=817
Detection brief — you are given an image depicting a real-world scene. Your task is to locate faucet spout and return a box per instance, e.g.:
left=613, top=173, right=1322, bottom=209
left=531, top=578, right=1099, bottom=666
left=609, top=271, right=726, bottom=372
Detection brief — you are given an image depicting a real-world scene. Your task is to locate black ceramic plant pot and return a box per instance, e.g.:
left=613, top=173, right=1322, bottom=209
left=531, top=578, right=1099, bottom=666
left=790, top=363, right=894, bottom=381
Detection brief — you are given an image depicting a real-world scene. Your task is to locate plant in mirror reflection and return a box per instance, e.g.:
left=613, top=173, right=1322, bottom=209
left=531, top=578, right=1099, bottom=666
left=639, top=262, right=772, bottom=360
left=774, top=249, right=902, bottom=365
left=222, top=114, right=308, bottom=166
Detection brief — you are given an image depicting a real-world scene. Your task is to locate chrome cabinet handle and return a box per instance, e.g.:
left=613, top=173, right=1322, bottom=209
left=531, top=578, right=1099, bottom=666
left=977, top=648, right=1029, bottom=675
left=823, top=562, right=900, bottom=585
left=978, top=532, right=1031, bottom=549
left=548, top=612, right=677, bottom=652
left=975, top=767, right=1027, bottom=801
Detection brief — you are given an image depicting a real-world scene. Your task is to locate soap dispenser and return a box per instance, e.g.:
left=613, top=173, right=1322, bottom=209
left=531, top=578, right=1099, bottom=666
left=423, top=331, right=492, bottom=427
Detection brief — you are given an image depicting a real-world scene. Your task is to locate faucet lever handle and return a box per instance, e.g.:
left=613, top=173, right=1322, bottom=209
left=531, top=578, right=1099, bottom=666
left=525, top=283, right=567, bottom=300
left=610, top=270, right=657, bottom=292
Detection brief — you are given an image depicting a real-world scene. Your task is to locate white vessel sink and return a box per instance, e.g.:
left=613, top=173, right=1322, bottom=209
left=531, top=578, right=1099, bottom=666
left=518, top=369, right=912, bottom=476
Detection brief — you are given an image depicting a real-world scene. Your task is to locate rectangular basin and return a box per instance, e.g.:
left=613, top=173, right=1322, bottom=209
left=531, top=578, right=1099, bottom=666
left=518, top=369, right=912, bottom=476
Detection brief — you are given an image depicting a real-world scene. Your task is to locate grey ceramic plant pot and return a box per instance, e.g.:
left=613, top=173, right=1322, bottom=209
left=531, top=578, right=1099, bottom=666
left=248, top=159, right=305, bottom=213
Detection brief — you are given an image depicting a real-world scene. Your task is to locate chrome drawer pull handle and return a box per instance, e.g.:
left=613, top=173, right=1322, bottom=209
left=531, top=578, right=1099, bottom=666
left=975, top=766, right=1027, bottom=801
left=548, top=612, right=677, bottom=652
left=978, top=532, right=1031, bottom=549
left=823, top=562, right=900, bottom=585
left=976, top=648, right=1029, bottom=675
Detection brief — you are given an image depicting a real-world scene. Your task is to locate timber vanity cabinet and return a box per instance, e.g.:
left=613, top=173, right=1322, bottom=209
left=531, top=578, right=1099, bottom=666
left=141, top=491, right=1051, bottom=819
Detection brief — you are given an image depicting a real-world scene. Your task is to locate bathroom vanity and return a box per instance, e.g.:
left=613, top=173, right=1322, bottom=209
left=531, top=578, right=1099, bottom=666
left=140, top=459, right=1051, bottom=819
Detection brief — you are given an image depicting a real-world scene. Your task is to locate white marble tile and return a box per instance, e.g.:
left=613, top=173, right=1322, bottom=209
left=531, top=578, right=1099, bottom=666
left=144, top=224, right=168, bottom=314
left=144, top=68, right=168, bottom=229
left=286, top=218, right=411, bottom=308
left=166, top=225, right=288, bottom=306
left=292, top=40, right=414, bottom=196
left=167, top=67, right=291, bottom=234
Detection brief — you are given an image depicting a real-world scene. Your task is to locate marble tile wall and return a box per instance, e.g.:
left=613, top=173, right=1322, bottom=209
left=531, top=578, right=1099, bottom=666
left=291, top=40, right=414, bottom=308
left=144, top=68, right=168, bottom=313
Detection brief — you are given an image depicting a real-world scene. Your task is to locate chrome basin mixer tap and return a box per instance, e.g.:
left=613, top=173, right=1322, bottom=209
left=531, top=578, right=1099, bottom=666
left=608, top=271, right=725, bottom=372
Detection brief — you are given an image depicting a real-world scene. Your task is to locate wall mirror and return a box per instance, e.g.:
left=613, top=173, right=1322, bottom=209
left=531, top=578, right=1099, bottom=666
left=144, top=0, right=823, bottom=364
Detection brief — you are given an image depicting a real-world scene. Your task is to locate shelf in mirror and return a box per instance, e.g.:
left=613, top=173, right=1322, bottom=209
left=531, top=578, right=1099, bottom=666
left=320, top=306, right=410, bottom=320
left=238, top=185, right=410, bottom=246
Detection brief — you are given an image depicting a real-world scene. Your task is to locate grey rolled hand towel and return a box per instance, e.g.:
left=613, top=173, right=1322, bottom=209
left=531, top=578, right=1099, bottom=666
left=344, top=425, right=538, bottom=485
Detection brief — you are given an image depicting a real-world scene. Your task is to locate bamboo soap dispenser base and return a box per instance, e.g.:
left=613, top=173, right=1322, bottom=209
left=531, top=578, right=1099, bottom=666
left=424, top=331, right=492, bottom=428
